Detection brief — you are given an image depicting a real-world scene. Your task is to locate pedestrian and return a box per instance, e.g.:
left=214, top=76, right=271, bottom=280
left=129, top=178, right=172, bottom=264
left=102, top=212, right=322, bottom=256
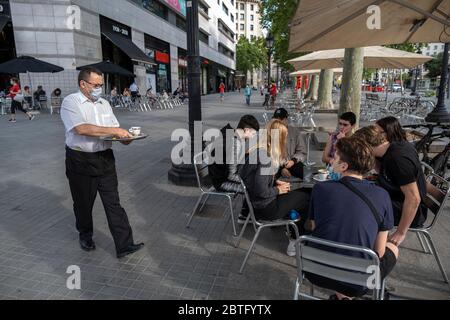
left=270, top=82, right=277, bottom=108
left=129, top=81, right=139, bottom=102
left=60, top=67, right=144, bottom=259
left=51, top=88, right=63, bottom=114
left=8, top=78, right=35, bottom=123
left=219, top=81, right=225, bottom=102
left=244, top=84, right=252, bottom=106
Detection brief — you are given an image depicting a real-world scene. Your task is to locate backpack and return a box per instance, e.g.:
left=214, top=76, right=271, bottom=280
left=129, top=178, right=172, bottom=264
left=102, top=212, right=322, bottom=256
left=208, top=123, right=234, bottom=189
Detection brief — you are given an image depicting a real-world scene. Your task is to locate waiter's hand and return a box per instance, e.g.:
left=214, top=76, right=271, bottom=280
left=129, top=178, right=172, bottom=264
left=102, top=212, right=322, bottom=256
left=113, top=128, right=132, bottom=139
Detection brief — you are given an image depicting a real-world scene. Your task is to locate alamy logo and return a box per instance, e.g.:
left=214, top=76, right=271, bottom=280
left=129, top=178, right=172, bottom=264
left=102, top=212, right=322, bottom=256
left=66, top=5, right=81, bottom=30
left=366, top=5, right=381, bottom=30
left=366, top=265, right=381, bottom=290
left=66, top=265, right=81, bottom=290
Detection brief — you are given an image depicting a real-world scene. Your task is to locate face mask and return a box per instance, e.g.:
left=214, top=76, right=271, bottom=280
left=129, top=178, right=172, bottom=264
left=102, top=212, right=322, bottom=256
left=91, top=87, right=102, bottom=101
left=327, top=166, right=342, bottom=182
left=10, top=80, right=14, bottom=85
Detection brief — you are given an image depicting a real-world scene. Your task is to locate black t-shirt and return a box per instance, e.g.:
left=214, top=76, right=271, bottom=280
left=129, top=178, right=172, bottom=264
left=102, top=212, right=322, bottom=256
left=378, top=142, right=427, bottom=227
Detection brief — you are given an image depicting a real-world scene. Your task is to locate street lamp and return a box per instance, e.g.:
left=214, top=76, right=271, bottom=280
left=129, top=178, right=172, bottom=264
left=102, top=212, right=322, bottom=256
left=168, top=0, right=202, bottom=186
left=426, top=42, right=450, bottom=123
left=266, top=33, right=274, bottom=87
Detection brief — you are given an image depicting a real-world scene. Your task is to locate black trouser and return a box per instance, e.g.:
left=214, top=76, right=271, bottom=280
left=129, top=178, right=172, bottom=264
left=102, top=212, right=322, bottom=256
left=255, top=189, right=310, bottom=236
left=11, top=100, right=27, bottom=115
left=65, top=147, right=134, bottom=253
left=288, top=162, right=304, bottom=179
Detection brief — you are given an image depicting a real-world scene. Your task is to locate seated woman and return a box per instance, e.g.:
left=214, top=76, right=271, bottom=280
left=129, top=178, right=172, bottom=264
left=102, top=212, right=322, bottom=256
left=322, top=112, right=356, bottom=165
left=240, top=119, right=311, bottom=257
left=308, top=137, right=399, bottom=300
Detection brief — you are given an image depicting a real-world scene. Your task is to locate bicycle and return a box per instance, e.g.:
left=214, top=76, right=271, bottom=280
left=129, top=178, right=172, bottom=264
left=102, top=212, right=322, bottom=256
left=403, top=123, right=450, bottom=178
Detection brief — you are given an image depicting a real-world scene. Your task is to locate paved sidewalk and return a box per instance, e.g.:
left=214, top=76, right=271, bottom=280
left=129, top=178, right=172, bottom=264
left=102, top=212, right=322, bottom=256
left=0, top=91, right=449, bottom=300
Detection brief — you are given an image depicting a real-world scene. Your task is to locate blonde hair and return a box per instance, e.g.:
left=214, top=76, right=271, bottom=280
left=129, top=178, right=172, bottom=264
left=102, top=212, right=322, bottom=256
left=265, top=119, right=288, bottom=168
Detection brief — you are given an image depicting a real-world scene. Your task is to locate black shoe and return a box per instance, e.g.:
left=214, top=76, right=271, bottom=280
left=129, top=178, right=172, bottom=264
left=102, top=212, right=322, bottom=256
left=117, top=243, right=144, bottom=259
left=79, top=239, right=96, bottom=252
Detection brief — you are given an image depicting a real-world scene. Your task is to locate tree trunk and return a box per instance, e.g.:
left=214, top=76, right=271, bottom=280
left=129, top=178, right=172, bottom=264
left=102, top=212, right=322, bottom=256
left=339, top=48, right=364, bottom=127
left=317, top=69, right=334, bottom=109
left=306, top=74, right=319, bottom=101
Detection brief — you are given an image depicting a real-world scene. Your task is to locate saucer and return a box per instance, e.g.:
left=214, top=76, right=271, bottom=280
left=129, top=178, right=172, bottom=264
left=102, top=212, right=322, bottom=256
left=313, top=174, right=330, bottom=182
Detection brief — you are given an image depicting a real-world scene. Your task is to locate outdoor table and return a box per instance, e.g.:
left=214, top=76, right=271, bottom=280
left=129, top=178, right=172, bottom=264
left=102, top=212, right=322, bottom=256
left=279, top=165, right=327, bottom=190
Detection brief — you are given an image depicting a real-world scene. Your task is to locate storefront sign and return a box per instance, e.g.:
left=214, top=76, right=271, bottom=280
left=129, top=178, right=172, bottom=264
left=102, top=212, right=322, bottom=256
left=164, top=0, right=186, bottom=16
left=178, top=58, right=187, bottom=67
left=112, top=25, right=129, bottom=37
left=155, top=51, right=170, bottom=64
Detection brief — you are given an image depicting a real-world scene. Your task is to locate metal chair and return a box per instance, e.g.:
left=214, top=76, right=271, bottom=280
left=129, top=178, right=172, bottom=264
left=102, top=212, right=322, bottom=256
left=186, top=152, right=239, bottom=236
left=234, top=178, right=300, bottom=274
left=407, top=172, right=450, bottom=283
left=294, top=235, right=386, bottom=300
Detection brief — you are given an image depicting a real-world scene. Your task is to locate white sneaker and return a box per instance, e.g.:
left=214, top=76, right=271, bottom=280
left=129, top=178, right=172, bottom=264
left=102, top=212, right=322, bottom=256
left=287, top=239, right=297, bottom=257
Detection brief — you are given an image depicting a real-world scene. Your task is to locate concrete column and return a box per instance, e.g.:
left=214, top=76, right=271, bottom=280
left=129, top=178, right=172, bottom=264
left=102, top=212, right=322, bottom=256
left=170, top=44, right=179, bottom=92
left=134, top=65, right=147, bottom=94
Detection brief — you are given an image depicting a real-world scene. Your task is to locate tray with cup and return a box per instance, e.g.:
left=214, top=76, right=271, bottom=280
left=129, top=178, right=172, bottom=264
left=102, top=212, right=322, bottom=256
left=101, top=127, right=148, bottom=142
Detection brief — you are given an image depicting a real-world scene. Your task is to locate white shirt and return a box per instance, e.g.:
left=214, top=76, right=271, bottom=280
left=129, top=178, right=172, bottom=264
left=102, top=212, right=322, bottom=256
left=129, top=83, right=138, bottom=93
left=61, top=91, right=120, bottom=153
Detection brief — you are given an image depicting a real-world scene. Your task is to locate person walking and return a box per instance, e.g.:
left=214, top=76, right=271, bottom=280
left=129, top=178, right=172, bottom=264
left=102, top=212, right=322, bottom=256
left=219, top=81, right=225, bottom=103
left=244, top=84, right=252, bottom=106
left=270, top=82, right=278, bottom=108
left=60, top=67, right=144, bottom=259
left=8, top=77, right=35, bottom=123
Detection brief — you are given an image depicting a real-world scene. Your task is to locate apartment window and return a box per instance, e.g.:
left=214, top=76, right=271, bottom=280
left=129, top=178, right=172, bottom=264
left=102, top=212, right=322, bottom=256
left=251, top=35, right=255, bottom=41
left=250, top=25, right=254, bottom=31
left=240, top=24, right=244, bottom=30
left=250, top=14, right=254, bottom=21
left=240, top=13, right=244, bottom=20
left=240, top=3, right=244, bottom=10
left=230, top=13, right=234, bottom=22
left=251, top=4, right=254, bottom=10
left=236, top=2, right=238, bottom=9
left=434, top=45, right=438, bottom=50
left=199, top=1, right=209, bottom=16
left=222, top=3, right=229, bottom=15
left=133, top=0, right=168, bottom=20
left=217, top=0, right=220, bottom=5
left=236, top=23, right=238, bottom=30
left=231, top=0, right=234, bottom=5
left=219, top=43, right=235, bottom=59
left=218, top=19, right=235, bottom=40
left=176, top=15, right=186, bottom=31
left=199, top=30, right=209, bottom=45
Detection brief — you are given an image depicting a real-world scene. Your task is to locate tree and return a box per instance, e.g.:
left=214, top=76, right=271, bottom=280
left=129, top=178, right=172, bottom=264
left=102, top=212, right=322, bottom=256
left=386, top=43, right=426, bottom=53
left=425, top=52, right=443, bottom=79
left=305, top=75, right=319, bottom=101
left=236, top=36, right=267, bottom=83
left=339, top=48, right=364, bottom=127
left=317, top=69, right=334, bottom=109
left=362, top=68, right=376, bottom=81
left=260, top=0, right=300, bottom=71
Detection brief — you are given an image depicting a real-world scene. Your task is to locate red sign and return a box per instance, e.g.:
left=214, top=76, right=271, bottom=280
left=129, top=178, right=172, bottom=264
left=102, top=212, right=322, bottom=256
left=203, top=59, right=209, bottom=65
left=155, top=51, right=170, bottom=64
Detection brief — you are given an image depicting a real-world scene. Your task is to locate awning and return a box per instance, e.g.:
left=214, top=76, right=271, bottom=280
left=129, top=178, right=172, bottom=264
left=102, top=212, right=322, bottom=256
left=0, top=16, right=10, bottom=32
left=102, top=30, right=156, bottom=65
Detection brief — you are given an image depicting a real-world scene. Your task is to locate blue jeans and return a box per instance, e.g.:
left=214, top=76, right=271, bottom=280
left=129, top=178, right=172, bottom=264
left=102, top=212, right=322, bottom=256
left=245, top=96, right=251, bottom=105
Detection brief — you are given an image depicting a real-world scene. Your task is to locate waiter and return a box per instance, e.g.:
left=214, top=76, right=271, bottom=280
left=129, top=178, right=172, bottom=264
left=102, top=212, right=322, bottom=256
left=61, top=67, right=144, bottom=259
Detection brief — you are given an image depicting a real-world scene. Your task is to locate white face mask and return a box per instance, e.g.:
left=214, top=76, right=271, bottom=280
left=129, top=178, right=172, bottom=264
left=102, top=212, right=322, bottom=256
left=91, top=87, right=102, bottom=101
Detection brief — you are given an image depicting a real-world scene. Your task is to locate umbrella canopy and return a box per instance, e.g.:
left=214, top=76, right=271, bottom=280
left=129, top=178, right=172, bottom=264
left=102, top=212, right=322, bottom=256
left=288, top=46, right=432, bottom=70
left=289, top=68, right=343, bottom=77
left=76, top=60, right=135, bottom=77
left=0, top=56, right=64, bottom=74
left=288, top=0, right=450, bottom=53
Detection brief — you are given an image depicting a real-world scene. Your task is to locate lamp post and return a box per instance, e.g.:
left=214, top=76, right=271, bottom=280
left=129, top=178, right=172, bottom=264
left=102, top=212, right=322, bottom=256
left=426, top=42, right=450, bottom=123
left=168, top=0, right=202, bottom=186
left=266, top=33, right=274, bottom=87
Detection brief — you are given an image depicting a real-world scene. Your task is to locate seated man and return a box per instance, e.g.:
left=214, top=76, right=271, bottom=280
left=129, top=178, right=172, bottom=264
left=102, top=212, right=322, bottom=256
left=208, top=115, right=260, bottom=194
left=307, top=137, right=398, bottom=299
left=354, top=126, right=428, bottom=247
left=272, top=108, right=307, bottom=178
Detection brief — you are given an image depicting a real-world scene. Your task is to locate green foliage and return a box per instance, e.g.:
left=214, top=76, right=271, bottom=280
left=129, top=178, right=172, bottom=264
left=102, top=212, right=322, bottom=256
left=260, top=0, right=299, bottom=70
left=425, top=52, right=444, bottom=79
left=362, top=68, right=376, bottom=81
left=236, top=36, right=268, bottom=75
left=385, top=43, right=426, bottom=53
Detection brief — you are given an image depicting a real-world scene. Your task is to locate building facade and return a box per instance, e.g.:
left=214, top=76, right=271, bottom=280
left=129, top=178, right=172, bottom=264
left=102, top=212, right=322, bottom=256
left=424, top=43, right=446, bottom=57
left=234, top=0, right=263, bottom=89
left=2, top=0, right=236, bottom=99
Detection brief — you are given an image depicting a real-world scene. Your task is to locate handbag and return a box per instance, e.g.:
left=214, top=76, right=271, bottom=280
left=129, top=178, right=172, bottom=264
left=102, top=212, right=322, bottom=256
left=13, top=94, right=24, bottom=102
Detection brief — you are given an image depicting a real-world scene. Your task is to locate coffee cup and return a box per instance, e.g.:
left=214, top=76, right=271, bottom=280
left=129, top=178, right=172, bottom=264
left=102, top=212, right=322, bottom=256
left=129, top=127, right=141, bottom=136
left=317, top=169, right=328, bottom=180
